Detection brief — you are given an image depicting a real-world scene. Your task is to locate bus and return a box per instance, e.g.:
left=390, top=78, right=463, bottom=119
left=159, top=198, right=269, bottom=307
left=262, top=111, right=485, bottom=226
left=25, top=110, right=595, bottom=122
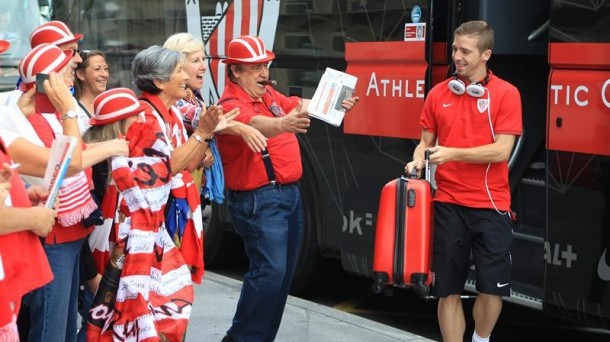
left=3, top=0, right=608, bottom=330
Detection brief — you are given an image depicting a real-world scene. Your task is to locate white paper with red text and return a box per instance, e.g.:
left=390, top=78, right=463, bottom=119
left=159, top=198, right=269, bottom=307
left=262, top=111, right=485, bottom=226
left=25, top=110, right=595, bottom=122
left=42, top=135, right=76, bottom=209
left=307, top=67, right=358, bottom=127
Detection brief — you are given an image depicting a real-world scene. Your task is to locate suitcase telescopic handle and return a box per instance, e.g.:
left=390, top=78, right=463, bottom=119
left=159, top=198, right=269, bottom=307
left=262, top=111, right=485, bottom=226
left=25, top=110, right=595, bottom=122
left=424, top=149, right=431, bottom=182
left=407, top=149, right=431, bottom=181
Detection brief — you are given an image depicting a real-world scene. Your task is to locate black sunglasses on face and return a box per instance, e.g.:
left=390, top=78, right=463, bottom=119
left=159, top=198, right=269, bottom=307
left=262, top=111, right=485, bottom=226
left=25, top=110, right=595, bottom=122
left=71, top=49, right=91, bottom=59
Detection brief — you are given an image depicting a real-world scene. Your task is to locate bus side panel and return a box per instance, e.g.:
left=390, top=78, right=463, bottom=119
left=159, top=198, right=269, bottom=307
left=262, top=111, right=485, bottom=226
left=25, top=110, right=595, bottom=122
left=545, top=151, right=610, bottom=327
left=544, top=41, right=610, bottom=327
left=547, top=43, right=610, bottom=156
left=344, top=41, right=427, bottom=139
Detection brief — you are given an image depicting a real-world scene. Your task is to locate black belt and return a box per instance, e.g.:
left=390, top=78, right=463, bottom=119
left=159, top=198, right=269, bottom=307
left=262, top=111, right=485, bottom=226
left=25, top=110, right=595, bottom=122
left=232, top=181, right=300, bottom=194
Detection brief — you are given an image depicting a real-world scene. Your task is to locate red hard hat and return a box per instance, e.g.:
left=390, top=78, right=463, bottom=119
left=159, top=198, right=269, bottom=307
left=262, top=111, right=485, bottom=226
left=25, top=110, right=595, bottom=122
left=18, top=43, right=75, bottom=85
left=0, top=40, right=9, bottom=54
left=29, top=21, right=83, bottom=48
left=222, top=35, right=275, bottom=64
left=91, top=88, right=148, bottom=126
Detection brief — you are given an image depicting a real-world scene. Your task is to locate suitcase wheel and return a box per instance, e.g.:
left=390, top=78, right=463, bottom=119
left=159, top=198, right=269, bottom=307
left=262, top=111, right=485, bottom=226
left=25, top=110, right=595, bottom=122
left=414, top=282, right=429, bottom=297
left=382, top=286, right=395, bottom=297
left=371, top=272, right=390, bottom=295
left=371, top=282, right=384, bottom=295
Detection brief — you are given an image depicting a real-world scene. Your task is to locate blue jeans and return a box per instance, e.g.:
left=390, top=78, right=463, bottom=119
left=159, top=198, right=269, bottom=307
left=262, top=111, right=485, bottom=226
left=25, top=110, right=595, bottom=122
left=226, top=183, right=304, bottom=342
left=25, top=238, right=85, bottom=342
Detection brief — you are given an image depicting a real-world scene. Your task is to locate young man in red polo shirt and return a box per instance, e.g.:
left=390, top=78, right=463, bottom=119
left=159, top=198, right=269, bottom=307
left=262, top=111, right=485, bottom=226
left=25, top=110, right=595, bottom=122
left=406, top=21, right=522, bottom=342
left=216, top=35, right=359, bottom=342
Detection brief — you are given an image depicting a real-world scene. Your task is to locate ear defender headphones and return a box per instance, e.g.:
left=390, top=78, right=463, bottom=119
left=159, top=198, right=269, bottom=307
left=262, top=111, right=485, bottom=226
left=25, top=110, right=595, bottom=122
left=448, top=68, right=490, bottom=98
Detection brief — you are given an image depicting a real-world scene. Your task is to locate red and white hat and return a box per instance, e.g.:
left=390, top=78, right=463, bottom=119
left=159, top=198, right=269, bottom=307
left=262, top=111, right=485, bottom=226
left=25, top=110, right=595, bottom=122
left=91, top=88, right=148, bottom=126
left=222, top=35, right=275, bottom=64
left=29, top=21, right=83, bottom=48
left=0, top=40, right=9, bottom=54
left=18, top=43, right=74, bottom=85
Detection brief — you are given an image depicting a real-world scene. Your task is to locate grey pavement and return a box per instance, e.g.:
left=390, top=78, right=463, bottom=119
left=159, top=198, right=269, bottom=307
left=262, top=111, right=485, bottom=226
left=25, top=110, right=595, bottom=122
left=186, top=271, right=435, bottom=342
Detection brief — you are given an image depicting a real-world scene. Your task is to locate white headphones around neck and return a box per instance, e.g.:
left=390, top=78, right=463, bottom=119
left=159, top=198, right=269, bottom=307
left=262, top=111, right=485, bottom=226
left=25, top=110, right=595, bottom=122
left=448, top=68, right=490, bottom=98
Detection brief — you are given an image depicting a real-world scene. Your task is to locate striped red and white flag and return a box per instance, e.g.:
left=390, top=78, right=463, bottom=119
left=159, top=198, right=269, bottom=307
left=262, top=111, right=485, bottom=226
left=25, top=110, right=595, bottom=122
left=199, top=0, right=280, bottom=105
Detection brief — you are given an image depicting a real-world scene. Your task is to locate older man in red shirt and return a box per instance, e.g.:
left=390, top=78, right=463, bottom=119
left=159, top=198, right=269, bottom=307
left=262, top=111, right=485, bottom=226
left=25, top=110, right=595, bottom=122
left=216, top=35, right=359, bottom=342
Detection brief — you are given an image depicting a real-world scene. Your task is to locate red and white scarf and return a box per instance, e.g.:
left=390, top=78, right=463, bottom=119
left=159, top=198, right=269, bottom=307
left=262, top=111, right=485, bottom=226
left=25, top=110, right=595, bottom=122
left=87, top=111, right=193, bottom=342
left=56, top=171, right=97, bottom=227
left=141, top=93, right=204, bottom=284
left=88, top=184, right=119, bottom=276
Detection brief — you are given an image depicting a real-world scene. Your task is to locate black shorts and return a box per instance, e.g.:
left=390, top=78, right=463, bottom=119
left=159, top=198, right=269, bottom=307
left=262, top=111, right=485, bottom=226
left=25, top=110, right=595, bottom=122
left=431, top=202, right=513, bottom=297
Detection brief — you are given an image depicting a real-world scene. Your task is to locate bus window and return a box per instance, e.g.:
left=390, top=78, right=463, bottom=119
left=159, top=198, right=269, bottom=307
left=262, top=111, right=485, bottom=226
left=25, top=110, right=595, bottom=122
left=0, top=2, right=42, bottom=91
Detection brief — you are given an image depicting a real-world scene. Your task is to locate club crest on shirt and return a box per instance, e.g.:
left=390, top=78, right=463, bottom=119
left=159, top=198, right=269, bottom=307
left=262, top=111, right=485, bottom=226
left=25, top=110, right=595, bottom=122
left=477, top=99, right=489, bottom=113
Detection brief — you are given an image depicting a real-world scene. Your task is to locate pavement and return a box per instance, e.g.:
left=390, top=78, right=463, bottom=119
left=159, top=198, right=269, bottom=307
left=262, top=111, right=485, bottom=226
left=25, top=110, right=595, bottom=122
left=186, top=271, right=436, bottom=342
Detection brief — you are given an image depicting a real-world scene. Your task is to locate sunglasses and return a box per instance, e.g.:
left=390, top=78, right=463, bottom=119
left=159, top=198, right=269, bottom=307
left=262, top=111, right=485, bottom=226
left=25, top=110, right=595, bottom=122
left=70, top=48, right=91, bottom=59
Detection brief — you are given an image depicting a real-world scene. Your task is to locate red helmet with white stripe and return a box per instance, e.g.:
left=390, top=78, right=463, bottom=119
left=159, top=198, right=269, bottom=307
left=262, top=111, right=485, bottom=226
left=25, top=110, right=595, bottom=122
left=29, top=20, right=83, bottom=48
left=18, top=43, right=74, bottom=85
left=0, top=40, right=9, bottom=54
left=222, top=35, right=275, bottom=64
left=91, top=88, right=148, bottom=126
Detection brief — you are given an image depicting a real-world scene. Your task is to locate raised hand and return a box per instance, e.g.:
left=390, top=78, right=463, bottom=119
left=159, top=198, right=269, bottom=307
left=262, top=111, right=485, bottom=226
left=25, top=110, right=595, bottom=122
left=214, top=107, right=239, bottom=132
left=239, top=123, right=267, bottom=153
left=280, top=110, right=310, bottom=134
left=16, top=87, right=36, bottom=116
left=341, top=96, right=360, bottom=112
left=43, top=72, right=74, bottom=114
left=196, top=104, right=221, bottom=136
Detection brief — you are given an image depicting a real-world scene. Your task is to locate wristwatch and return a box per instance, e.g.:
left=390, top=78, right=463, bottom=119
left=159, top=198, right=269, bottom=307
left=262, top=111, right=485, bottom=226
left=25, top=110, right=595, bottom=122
left=193, top=133, right=213, bottom=144
left=62, top=110, right=77, bottom=121
left=193, top=134, right=204, bottom=144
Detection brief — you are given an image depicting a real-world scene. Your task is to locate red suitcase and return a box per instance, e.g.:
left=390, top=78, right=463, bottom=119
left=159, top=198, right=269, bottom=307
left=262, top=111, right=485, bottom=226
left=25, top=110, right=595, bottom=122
left=372, top=153, right=433, bottom=297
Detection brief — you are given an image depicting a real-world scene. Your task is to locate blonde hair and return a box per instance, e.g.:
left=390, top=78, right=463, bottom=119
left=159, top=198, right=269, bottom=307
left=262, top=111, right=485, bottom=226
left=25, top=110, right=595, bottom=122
left=454, top=20, right=494, bottom=53
left=83, top=120, right=128, bottom=144
left=83, top=120, right=129, bottom=185
left=163, top=32, right=204, bottom=55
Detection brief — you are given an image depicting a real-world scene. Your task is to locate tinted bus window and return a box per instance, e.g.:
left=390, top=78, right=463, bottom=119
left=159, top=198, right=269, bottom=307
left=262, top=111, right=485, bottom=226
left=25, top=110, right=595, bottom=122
left=551, top=1, right=610, bottom=42
left=0, top=2, right=43, bottom=91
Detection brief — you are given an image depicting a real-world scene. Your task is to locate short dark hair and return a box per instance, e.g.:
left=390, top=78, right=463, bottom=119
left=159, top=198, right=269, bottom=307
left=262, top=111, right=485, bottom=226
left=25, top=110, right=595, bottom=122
left=227, top=64, right=244, bottom=83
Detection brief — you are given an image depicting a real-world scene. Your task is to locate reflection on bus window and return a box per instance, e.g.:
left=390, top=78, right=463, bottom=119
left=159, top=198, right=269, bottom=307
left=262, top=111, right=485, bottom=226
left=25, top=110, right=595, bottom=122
left=0, top=2, right=43, bottom=91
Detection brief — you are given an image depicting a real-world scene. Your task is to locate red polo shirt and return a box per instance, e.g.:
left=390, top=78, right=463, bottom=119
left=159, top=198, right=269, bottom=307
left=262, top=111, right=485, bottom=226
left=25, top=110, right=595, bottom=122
left=420, top=73, right=522, bottom=211
left=217, top=82, right=302, bottom=191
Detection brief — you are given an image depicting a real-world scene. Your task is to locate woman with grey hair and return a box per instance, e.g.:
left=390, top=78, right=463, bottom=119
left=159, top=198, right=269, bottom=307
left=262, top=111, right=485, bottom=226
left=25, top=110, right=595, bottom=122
left=133, top=45, right=235, bottom=285
left=163, top=33, right=266, bottom=223
left=85, top=46, right=230, bottom=341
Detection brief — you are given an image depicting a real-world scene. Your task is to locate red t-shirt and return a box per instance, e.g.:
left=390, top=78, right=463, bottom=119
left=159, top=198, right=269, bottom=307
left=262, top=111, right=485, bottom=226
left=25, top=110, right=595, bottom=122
left=420, top=73, right=522, bottom=210
left=0, top=138, right=53, bottom=308
left=217, top=82, right=302, bottom=191
left=27, top=113, right=93, bottom=244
